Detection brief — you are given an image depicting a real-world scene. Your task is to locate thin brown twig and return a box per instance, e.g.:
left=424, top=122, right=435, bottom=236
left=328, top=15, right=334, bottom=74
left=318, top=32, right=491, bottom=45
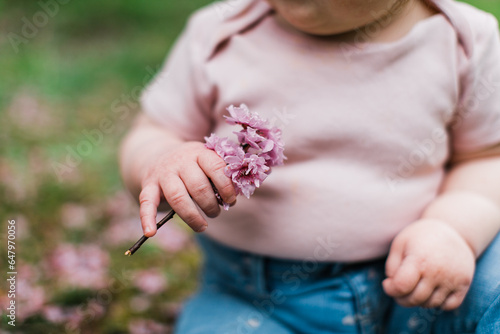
left=125, top=180, right=224, bottom=257
left=124, top=209, right=175, bottom=256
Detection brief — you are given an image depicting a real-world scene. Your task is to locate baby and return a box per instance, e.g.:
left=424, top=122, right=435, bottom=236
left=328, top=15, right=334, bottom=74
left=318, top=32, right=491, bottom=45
left=120, top=0, right=500, bottom=332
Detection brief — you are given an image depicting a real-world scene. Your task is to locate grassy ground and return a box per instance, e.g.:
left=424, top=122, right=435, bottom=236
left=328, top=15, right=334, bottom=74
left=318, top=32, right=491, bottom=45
left=1, top=1, right=499, bottom=333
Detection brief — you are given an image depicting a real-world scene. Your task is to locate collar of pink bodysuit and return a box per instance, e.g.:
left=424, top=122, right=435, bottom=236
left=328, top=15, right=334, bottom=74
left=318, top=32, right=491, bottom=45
left=204, top=0, right=474, bottom=60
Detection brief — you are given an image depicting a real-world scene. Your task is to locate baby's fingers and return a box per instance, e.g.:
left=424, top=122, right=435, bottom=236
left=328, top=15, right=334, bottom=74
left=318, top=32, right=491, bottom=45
left=383, top=257, right=421, bottom=298
left=160, top=173, right=208, bottom=233
left=394, top=278, right=435, bottom=307
left=198, top=149, right=236, bottom=205
left=385, top=233, right=406, bottom=278
left=139, top=183, right=161, bottom=237
left=179, top=164, right=220, bottom=218
left=431, top=280, right=469, bottom=310
left=440, top=289, right=468, bottom=311
left=421, top=285, right=452, bottom=309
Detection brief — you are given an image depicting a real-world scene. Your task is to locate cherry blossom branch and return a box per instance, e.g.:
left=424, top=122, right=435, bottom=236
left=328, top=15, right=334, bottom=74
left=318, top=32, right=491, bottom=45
left=125, top=104, right=285, bottom=257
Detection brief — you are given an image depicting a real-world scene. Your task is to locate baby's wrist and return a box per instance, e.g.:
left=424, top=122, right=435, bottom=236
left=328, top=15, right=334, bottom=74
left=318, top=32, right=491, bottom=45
left=418, top=218, right=476, bottom=257
left=421, top=191, right=500, bottom=257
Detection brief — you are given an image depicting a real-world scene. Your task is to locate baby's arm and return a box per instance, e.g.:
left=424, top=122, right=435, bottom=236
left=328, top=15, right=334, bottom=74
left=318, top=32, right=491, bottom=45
left=119, top=113, right=236, bottom=237
left=383, top=145, right=500, bottom=310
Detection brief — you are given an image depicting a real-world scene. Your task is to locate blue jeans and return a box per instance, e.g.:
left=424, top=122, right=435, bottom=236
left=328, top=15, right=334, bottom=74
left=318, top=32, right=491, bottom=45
left=174, top=233, right=500, bottom=334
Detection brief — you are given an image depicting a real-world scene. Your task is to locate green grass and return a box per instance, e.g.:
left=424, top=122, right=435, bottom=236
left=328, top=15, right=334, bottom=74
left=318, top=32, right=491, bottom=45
left=1, top=2, right=213, bottom=332
left=466, top=0, right=500, bottom=16
left=0, top=0, right=499, bottom=332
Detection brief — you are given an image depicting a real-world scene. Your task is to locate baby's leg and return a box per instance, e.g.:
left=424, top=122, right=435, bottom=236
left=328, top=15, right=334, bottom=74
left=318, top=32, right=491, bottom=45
left=173, top=235, right=294, bottom=334
left=174, top=234, right=392, bottom=334
left=174, top=288, right=294, bottom=334
left=387, top=232, right=500, bottom=333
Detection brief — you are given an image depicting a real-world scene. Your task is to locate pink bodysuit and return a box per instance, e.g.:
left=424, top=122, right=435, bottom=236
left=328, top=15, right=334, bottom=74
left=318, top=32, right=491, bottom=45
left=141, top=0, right=500, bottom=261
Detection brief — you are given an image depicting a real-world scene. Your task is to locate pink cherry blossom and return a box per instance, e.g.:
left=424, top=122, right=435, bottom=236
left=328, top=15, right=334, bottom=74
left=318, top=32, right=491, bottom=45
left=130, top=295, right=152, bottom=313
left=224, top=153, right=269, bottom=199
left=105, top=217, right=144, bottom=246
left=224, top=104, right=268, bottom=130
left=132, top=269, right=168, bottom=295
left=42, top=305, right=67, bottom=324
left=259, top=127, right=286, bottom=167
left=205, top=104, right=285, bottom=200
left=105, top=190, right=139, bottom=219
left=150, top=220, right=190, bottom=253
left=235, top=127, right=271, bottom=151
left=42, top=301, right=105, bottom=325
left=204, top=133, right=240, bottom=159
left=129, top=318, right=170, bottom=334
left=6, top=263, right=47, bottom=321
left=47, top=243, right=110, bottom=290
left=60, top=203, right=90, bottom=229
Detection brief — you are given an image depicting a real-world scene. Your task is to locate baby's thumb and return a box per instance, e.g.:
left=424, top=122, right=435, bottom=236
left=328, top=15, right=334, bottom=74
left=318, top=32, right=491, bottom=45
left=385, top=237, right=405, bottom=278
left=383, top=256, right=420, bottom=298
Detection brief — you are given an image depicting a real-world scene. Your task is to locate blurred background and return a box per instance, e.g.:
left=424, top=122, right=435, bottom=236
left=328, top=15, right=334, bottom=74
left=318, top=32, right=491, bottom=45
left=0, top=0, right=499, bottom=333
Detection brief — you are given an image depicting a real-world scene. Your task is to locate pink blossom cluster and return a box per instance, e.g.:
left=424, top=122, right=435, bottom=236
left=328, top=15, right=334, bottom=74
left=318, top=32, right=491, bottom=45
left=47, top=243, right=110, bottom=290
left=129, top=318, right=171, bottom=334
left=43, top=301, right=105, bottom=329
left=205, top=104, right=285, bottom=201
left=132, top=269, right=168, bottom=295
left=0, top=263, right=46, bottom=321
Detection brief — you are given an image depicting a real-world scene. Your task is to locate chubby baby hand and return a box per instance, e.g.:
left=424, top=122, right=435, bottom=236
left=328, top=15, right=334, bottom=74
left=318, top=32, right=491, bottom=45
left=382, top=219, right=475, bottom=310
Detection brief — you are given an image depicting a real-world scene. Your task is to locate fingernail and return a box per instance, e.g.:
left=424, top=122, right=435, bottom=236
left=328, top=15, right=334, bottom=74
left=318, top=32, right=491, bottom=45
left=145, top=228, right=151, bottom=235
left=197, top=225, right=207, bottom=233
